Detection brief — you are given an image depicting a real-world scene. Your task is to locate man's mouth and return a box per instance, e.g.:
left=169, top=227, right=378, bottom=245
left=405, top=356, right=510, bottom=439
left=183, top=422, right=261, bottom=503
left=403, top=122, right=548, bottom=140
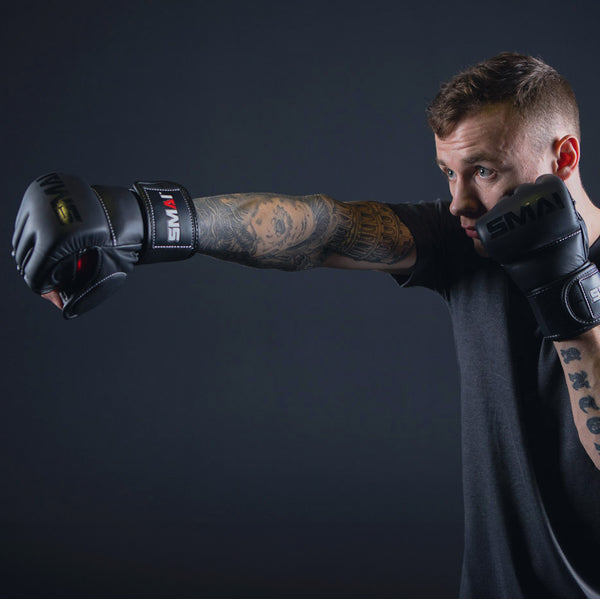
left=463, top=226, right=479, bottom=239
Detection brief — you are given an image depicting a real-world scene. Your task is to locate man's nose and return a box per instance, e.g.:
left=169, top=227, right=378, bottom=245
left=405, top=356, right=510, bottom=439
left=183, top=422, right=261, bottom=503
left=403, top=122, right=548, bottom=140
left=449, top=179, right=482, bottom=218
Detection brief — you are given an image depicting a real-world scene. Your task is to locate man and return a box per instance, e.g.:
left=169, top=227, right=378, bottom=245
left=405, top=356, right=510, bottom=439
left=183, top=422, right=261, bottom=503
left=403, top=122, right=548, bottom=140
left=12, top=52, right=600, bottom=598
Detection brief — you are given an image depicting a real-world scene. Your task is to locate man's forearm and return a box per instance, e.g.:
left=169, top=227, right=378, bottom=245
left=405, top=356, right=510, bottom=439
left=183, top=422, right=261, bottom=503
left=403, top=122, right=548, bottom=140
left=192, top=193, right=415, bottom=271
left=192, top=193, right=333, bottom=270
left=555, top=327, right=600, bottom=470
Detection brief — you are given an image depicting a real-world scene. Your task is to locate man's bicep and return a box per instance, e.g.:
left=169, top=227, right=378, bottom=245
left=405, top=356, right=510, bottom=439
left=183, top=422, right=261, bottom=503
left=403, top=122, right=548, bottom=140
left=320, top=200, right=417, bottom=274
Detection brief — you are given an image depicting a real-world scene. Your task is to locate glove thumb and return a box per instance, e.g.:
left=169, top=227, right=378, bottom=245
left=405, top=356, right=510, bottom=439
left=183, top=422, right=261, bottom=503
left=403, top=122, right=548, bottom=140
left=56, top=247, right=136, bottom=319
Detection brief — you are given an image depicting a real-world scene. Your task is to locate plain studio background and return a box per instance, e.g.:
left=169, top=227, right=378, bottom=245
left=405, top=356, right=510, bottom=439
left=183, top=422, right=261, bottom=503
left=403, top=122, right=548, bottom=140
left=2, top=1, right=600, bottom=597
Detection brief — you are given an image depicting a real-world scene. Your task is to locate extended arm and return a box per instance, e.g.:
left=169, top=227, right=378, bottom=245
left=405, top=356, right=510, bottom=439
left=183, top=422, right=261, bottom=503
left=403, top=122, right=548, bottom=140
left=192, top=192, right=415, bottom=272
left=555, top=328, right=600, bottom=469
left=13, top=174, right=416, bottom=317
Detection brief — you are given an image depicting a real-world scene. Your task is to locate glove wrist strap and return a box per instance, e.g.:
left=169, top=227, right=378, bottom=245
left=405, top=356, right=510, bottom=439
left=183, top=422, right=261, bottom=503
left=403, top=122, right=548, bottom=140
left=527, top=262, right=600, bottom=340
left=132, top=181, right=198, bottom=263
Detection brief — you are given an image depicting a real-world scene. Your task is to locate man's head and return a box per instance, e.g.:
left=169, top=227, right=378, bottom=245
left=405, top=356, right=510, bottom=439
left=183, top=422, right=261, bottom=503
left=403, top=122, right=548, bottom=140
left=428, top=52, right=582, bottom=254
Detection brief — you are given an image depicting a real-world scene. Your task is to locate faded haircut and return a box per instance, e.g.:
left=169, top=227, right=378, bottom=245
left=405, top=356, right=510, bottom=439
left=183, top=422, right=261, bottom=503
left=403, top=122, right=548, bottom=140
left=427, top=52, right=580, bottom=149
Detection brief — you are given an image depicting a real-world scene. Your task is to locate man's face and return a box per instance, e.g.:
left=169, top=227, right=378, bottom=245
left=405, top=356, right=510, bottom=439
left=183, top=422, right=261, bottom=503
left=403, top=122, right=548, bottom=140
left=434, top=103, right=554, bottom=255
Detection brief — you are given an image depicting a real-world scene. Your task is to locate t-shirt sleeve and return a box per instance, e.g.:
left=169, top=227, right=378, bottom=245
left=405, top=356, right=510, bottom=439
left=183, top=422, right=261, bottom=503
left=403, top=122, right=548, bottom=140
left=386, top=200, right=476, bottom=297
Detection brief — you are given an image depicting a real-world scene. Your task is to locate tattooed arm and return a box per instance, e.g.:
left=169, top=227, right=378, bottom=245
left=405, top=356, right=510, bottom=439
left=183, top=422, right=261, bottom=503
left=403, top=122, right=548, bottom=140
left=555, top=327, right=600, bottom=470
left=41, top=192, right=415, bottom=310
left=192, top=193, right=416, bottom=273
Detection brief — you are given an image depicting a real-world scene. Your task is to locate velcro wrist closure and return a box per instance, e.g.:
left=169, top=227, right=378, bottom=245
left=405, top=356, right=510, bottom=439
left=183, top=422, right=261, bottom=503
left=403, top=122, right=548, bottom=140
left=527, top=262, right=600, bottom=340
left=132, top=181, right=198, bottom=263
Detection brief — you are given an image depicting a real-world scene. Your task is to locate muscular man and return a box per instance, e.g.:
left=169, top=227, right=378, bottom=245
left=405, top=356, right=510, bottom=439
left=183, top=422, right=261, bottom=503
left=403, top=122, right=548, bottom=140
left=12, top=52, right=600, bottom=598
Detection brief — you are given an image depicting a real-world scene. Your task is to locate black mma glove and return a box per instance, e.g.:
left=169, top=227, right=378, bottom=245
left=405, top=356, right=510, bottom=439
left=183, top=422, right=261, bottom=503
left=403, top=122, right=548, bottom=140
left=12, top=172, right=198, bottom=319
left=475, top=174, right=600, bottom=340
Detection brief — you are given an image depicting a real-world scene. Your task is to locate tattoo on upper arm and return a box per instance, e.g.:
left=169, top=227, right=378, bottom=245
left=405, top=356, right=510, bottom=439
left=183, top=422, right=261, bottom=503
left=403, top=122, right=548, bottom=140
left=569, top=371, right=590, bottom=391
left=561, top=347, right=582, bottom=364
left=327, top=202, right=414, bottom=265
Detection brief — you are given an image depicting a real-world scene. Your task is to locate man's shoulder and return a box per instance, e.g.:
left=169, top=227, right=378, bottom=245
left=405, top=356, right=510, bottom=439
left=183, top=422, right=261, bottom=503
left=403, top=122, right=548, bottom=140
left=387, top=199, right=484, bottom=295
left=386, top=199, right=464, bottom=249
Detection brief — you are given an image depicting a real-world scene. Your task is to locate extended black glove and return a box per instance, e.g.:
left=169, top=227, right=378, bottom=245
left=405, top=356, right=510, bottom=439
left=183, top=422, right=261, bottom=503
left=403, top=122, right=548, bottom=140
left=475, top=174, right=600, bottom=340
left=12, top=172, right=198, bottom=318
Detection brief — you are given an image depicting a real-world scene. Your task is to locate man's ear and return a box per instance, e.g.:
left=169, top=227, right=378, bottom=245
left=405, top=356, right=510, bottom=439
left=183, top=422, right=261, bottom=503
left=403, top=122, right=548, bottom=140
left=553, top=135, right=580, bottom=180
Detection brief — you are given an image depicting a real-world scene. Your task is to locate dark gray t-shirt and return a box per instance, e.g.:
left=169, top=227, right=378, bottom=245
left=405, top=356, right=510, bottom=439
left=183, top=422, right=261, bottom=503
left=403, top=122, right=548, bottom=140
left=388, top=200, right=600, bottom=599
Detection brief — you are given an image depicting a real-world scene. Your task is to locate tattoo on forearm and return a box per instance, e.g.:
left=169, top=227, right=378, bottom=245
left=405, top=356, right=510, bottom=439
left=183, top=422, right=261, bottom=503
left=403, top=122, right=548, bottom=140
left=561, top=347, right=582, bottom=364
left=193, top=193, right=334, bottom=270
left=586, top=417, right=600, bottom=434
left=192, top=194, right=414, bottom=270
left=569, top=371, right=590, bottom=391
left=579, top=395, right=599, bottom=414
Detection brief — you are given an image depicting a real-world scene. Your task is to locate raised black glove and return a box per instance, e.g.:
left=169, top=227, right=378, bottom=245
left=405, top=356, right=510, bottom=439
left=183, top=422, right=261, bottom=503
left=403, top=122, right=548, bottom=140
left=12, top=172, right=198, bottom=318
left=475, top=174, right=600, bottom=340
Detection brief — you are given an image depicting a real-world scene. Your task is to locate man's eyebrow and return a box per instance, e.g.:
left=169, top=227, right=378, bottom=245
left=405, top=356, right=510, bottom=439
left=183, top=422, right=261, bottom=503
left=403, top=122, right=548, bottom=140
left=436, top=153, right=499, bottom=167
left=463, top=153, right=498, bottom=164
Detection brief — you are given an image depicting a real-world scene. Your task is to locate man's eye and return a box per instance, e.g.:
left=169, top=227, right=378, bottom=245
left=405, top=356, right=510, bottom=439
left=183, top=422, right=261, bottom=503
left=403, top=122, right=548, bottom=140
left=446, top=168, right=455, bottom=179
left=477, top=166, right=493, bottom=178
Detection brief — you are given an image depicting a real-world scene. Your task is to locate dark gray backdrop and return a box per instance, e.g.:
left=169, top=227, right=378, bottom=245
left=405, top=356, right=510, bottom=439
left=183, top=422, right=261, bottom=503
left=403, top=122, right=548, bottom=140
left=3, top=1, right=600, bottom=597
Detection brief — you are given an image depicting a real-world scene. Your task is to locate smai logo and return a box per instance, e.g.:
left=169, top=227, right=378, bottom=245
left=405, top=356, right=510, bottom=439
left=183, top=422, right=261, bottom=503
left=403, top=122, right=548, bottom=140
left=160, top=193, right=181, bottom=241
left=485, top=192, right=565, bottom=239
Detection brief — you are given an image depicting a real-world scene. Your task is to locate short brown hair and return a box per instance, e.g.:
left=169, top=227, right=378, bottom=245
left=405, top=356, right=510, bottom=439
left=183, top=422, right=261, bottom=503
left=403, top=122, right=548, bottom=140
left=427, top=52, right=580, bottom=146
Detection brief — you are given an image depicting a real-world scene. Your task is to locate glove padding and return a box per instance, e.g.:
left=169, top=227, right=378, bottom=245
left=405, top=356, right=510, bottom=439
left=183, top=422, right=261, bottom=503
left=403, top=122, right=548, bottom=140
left=475, top=174, right=600, bottom=340
left=12, top=172, right=197, bottom=319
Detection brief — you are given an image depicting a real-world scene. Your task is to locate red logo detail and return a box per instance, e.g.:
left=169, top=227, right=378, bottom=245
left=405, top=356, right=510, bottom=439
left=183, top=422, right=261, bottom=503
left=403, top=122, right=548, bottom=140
left=159, top=192, right=181, bottom=242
